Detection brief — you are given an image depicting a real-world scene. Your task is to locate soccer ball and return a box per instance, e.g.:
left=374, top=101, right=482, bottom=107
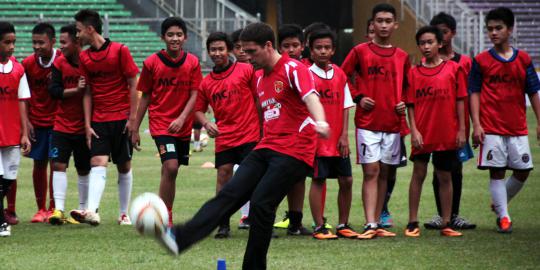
left=130, top=193, right=169, bottom=237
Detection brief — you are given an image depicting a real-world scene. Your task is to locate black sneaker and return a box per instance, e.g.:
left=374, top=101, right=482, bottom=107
left=451, top=215, right=476, bottom=230
left=0, top=222, right=11, bottom=237
left=214, top=225, right=231, bottom=239
left=287, top=225, right=312, bottom=236
left=423, top=215, right=443, bottom=230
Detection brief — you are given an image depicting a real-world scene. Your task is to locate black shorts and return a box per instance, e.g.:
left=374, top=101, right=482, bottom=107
left=311, top=156, right=352, bottom=179
left=215, top=142, right=257, bottom=168
left=410, top=150, right=458, bottom=172
left=397, top=136, right=408, bottom=168
left=192, top=121, right=203, bottom=130
left=91, top=120, right=133, bottom=164
left=49, top=131, right=91, bottom=171
left=153, top=136, right=190, bottom=165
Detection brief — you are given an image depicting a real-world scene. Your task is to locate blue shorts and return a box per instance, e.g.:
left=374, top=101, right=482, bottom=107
left=27, top=127, right=52, bottom=161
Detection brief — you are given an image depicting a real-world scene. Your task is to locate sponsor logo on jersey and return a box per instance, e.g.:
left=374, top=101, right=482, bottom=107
left=488, top=74, right=517, bottom=84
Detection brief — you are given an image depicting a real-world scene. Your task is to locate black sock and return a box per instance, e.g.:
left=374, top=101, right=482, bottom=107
left=288, top=211, right=303, bottom=228
left=433, top=171, right=442, bottom=216
left=451, top=163, right=463, bottom=217
left=383, top=169, right=397, bottom=213
left=0, top=177, right=12, bottom=224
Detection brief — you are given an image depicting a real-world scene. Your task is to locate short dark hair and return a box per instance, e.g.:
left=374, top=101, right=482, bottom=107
left=430, top=12, right=457, bottom=31
left=415, top=26, right=443, bottom=45
left=366, top=18, right=374, bottom=34
left=239, top=22, right=275, bottom=48
left=485, top=7, right=514, bottom=28
left=60, top=24, right=77, bottom=42
left=161, top=17, right=187, bottom=37
left=74, top=9, right=102, bottom=34
left=32, top=22, right=55, bottom=39
left=304, top=22, right=330, bottom=42
left=206, top=31, right=233, bottom=52
left=0, top=21, right=15, bottom=41
left=308, top=29, right=337, bottom=49
left=230, top=28, right=243, bottom=43
left=372, top=3, right=396, bottom=19
left=277, top=24, right=304, bottom=46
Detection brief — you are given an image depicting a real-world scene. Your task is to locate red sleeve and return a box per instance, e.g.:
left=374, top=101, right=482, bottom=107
left=190, top=60, right=203, bottom=91
left=194, top=80, right=209, bottom=113
left=120, top=45, right=139, bottom=78
left=402, top=57, right=411, bottom=97
left=455, top=66, right=468, bottom=99
left=291, top=64, right=316, bottom=99
left=251, top=70, right=261, bottom=97
left=137, top=63, right=153, bottom=94
left=340, top=47, right=359, bottom=77
left=79, top=57, right=89, bottom=81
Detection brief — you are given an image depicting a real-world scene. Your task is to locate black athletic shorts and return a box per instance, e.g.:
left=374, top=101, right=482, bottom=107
left=397, top=136, right=408, bottom=168
left=192, top=121, right=203, bottom=130
left=311, top=156, right=352, bottom=179
left=91, top=120, right=133, bottom=164
left=49, top=131, right=91, bottom=171
left=215, top=142, right=257, bottom=168
left=153, top=136, right=190, bottom=165
left=410, top=150, right=458, bottom=172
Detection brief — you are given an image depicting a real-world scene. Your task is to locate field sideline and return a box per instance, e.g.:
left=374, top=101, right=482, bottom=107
left=2, top=110, right=540, bottom=270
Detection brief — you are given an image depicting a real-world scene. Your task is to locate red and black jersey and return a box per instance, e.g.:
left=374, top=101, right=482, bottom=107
left=254, top=54, right=318, bottom=167
left=22, top=49, right=61, bottom=127
left=79, top=39, right=139, bottom=122
left=468, top=48, right=539, bottom=136
left=341, top=42, right=410, bottom=133
left=0, top=59, right=31, bottom=146
left=51, top=55, right=85, bottom=134
left=309, top=64, right=354, bottom=157
left=137, top=50, right=202, bottom=138
left=406, top=61, right=468, bottom=155
left=196, top=62, right=260, bottom=152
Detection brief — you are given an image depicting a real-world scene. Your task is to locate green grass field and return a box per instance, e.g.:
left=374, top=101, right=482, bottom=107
left=2, top=110, right=540, bottom=270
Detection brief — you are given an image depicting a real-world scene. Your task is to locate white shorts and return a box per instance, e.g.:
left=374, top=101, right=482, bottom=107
left=0, top=146, right=21, bottom=180
left=355, top=128, right=401, bottom=165
left=478, top=134, right=533, bottom=170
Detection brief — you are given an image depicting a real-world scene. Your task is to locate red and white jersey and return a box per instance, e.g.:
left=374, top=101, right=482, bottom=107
left=22, top=49, right=61, bottom=127
left=0, top=59, right=31, bottom=147
left=309, top=63, right=354, bottom=157
left=468, top=48, right=539, bottom=136
left=341, top=42, right=410, bottom=133
left=79, top=40, right=139, bottom=123
left=52, top=55, right=85, bottom=134
left=406, top=61, right=468, bottom=155
left=138, top=50, right=202, bottom=139
left=254, top=54, right=318, bottom=166
left=196, top=62, right=260, bottom=152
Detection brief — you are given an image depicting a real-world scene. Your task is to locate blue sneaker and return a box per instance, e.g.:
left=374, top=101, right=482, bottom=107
left=156, top=227, right=179, bottom=255
left=380, top=211, right=393, bottom=228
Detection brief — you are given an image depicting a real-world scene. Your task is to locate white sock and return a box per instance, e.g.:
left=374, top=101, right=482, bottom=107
left=194, top=141, right=200, bottom=148
left=490, top=179, right=509, bottom=218
left=87, top=166, right=107, bottom=213
left=78, top=174, right=89, bottom=210
left=240, top=201, right=250, bottom=217
left=506, top=175, right=524, bottom=202
left=118, top=170, right=133, bottom=215
left=52, top=171, right=68, bottom=211
left=368, top=222, right=378, bottom=228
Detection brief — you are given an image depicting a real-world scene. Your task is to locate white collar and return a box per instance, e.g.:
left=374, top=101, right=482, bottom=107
left=0, top=59, right=13, bottom=73
left=309, top=63, right=334, bottom=79
left=38, top=49, right=57, bottom=68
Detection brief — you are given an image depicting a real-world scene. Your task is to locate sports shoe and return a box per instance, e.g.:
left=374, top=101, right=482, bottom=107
left=311, top=217, right=332, bottom=230
left=336, top=224, right=360, bottom=238
left=451, top=215, right=476, bottom=230
left=214, top=225, right=231, bottom=239
left=287, top=225, right=312, bottom=236
left=238, top=216, right=250, bottom=230
left=424, top=215, right=443, bottom=230
left=274, top=212, right=290, bottom=229
left=118, top=214, right=132, bottom=225
left=357, top=224, right=377, bottom=240
left=30, top=209, right=48, bottom=223
left=441, top=226, right=463, bottom=237
left=312, top=226, right=338, bottom=240
left=4, top=209, right=19, bottom=225
left=70, top=209, right=100, bottom=226
left=48, top=209, right=66, bottom=225
left=65, top=217, right=80, bottom=224
left=379, top=211, right=393, bottom=228
left=496, top=216, right=512, bottom=233
left=0, top=223, right=10, bottom=237
left=156, top=227, right=179, bottom=255
left=376, top=227, right=396, bottom=237
left=404, top=222, right=420, bottom=237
